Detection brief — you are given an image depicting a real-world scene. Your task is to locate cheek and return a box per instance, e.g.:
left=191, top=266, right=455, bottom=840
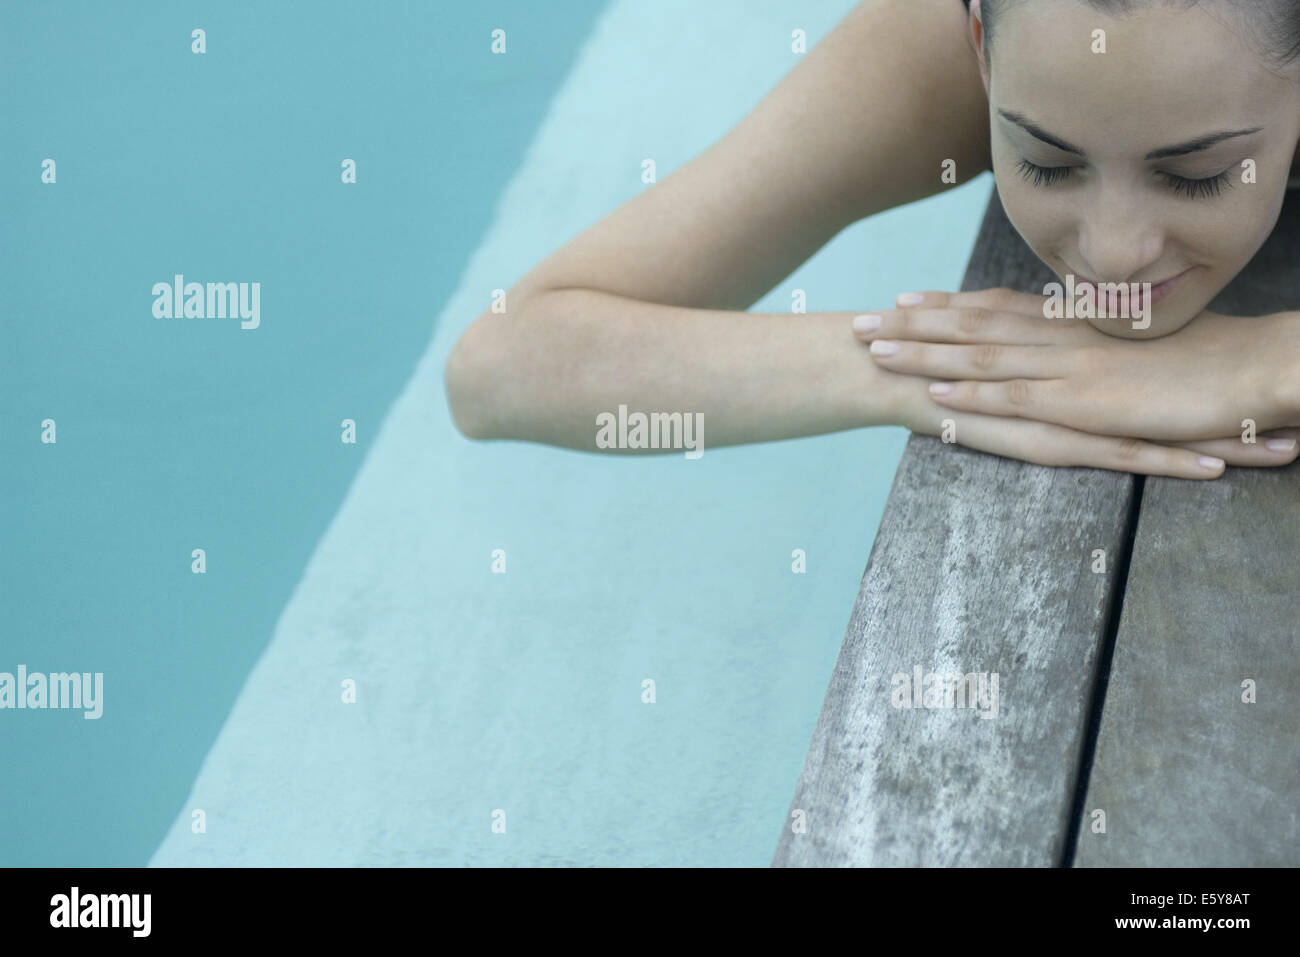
left=1172, top=184, right=1289, bottom=311
left=1201, top=183, right=1285, bottom=268
left=993, top=176, right=1072, bottom=259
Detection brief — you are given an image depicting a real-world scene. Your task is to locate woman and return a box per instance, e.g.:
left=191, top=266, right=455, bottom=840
left=446, top=0, right=1300, bottom=479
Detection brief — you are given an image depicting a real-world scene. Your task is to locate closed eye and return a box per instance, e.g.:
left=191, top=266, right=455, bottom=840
left=1016, top=158, right=1235, bottom=199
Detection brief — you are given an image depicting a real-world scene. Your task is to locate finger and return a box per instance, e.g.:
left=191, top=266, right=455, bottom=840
left=928, top=380, right=1276, bottom=443
left=891, top=287, right=1093, bottom=332
left=908, top=407, right=1226, bottom=480
left=853, top=306, right=1069, bottom=346
left=866, top=339, right=1069, bottom=380
left=1159, top=429, right=1300, bottom=467
left=894, top=288, right=1051, bottom=317
left=847, top=291, right=1092, bottom=348
left=925, top=378, right=1067, bottom=421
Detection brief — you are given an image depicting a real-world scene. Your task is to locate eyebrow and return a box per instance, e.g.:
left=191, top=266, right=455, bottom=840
left=997, top=109, right=1262, bottom=160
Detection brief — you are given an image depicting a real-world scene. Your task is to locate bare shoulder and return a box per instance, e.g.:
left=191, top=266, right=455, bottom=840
left=789, top=0, right=991, bottom=210
left=504, top=0, right=991, bottom=314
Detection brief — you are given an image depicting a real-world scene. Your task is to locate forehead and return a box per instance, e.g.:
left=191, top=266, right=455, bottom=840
left=990, top=1, right=1291, bottom=152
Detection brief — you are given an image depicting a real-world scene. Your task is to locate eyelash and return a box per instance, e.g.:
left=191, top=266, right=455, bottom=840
left=1157, top=169, right=1232, bottom=199
left=1015, top=159, right=1233, bottom=198
left=1016, top=159, right=1075, bottom=188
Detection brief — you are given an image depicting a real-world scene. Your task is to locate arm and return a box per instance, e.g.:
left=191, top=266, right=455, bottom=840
left=449, top=286, right=1243, bottom=478
left=446, top=290, right=902, bottom=450
left=446, top=0, right=990, bottom=435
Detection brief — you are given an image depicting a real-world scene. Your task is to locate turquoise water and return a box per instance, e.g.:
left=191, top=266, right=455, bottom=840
left=2, top=0, right=991, bottom=866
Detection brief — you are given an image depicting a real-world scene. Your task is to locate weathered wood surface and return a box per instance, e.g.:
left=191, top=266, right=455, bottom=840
left=1073, top=188, right=1300, bottom=867
left=773, top=190, right=1139, bottom=866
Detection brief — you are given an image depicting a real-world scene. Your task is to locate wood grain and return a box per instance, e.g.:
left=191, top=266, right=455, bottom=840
left=773, top=191, right=1138, bottom=866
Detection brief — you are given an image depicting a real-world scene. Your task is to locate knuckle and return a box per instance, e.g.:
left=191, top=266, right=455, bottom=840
left=1006, top=378, right=1032, bottom=406
left=1111, top=436, right=1145, bottom=462
left=957, top=307, right=993, bottom=334
left=972, top=343, right=1001, bottom=370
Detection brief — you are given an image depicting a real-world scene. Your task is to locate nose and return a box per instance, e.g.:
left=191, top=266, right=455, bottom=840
left=1075, top=187, right=1165, bottom=283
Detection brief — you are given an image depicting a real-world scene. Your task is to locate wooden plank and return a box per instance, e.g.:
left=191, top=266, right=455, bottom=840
left=773, top=190, right=1138, bottom=866
left=1073, top=188, right=1300, bottom=867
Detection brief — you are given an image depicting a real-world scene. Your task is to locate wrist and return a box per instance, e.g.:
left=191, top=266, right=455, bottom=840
left=1269, top=311, right=1300, bottom=425
left=863, top=362, right=924, bottom=431
left=831, top=314, right=911, bottom=429
left=876, top=371, right=938, bottom=435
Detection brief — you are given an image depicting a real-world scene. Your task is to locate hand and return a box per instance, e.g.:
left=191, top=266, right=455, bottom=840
left=856, top=288, right=1300, bottom=454
left=886, top=372, right=1284, bottom=480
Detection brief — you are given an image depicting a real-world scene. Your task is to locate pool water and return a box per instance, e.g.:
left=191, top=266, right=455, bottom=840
left=2, top=0, right=991, bottom=866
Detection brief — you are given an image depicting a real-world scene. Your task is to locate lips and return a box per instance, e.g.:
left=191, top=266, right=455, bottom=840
left=1073, top=267, right=1193, bottom=312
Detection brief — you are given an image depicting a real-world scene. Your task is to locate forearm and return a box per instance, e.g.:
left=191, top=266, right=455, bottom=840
left=444, top=287, right=906, bottom=452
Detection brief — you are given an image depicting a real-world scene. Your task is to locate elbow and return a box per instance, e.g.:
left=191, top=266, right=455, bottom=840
left=444, top=314, right=500, bottom=440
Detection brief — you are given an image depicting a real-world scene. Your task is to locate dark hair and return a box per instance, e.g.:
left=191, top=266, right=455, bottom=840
left=980, top=0, right=1300, bottom=73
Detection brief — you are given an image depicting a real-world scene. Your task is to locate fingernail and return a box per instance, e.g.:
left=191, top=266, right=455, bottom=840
left=1265, top=438, right=1297, bottom=452
left=869, top=340, right=899, bottom=356
left=1198, top=456, right=1224, bottom=470
left=896, top=292, right=925, bottom=306
left=853, top=314, right=881, bottom=333
left=929, top=382, right=954, bottom=395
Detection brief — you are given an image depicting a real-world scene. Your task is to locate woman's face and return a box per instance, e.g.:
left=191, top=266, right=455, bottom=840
left=978, top=0, right=1300, bottom=339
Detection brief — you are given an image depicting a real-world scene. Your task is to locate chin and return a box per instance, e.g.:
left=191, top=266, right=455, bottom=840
left=1084, top=310, right=1195, bottom=339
